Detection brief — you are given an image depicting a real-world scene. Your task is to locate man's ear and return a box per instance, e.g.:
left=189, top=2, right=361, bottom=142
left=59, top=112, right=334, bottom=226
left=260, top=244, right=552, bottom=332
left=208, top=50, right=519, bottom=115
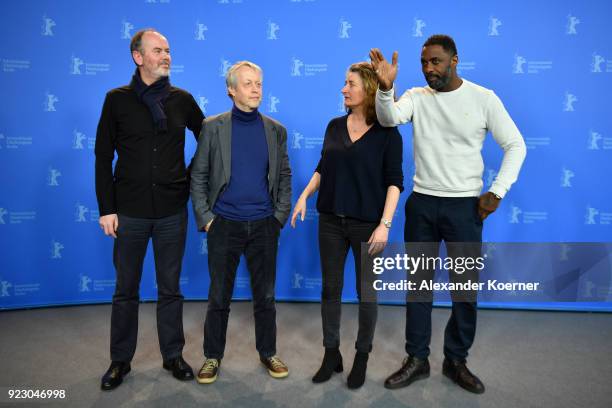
left=227, top=86, right=235, bottom=98
left=132, top=50, right=143, bottom=66
left=451, top=54, right=459, bottom=67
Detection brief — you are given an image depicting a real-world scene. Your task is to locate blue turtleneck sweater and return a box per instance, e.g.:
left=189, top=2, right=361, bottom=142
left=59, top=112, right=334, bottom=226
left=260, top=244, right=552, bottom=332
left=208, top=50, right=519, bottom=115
left=213, top=105, right=273, bottom=221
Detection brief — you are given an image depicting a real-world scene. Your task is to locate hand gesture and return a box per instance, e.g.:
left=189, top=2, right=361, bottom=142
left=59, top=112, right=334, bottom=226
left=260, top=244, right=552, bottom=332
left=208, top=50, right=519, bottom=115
left=369, top=48, right=399, bottom=92
left=291, top=196, right=307, bottom=228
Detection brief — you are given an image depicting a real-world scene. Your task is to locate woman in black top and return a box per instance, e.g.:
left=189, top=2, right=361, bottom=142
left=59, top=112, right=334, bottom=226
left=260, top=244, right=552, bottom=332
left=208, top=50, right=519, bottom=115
left=291, top=62, right=404, bottom=388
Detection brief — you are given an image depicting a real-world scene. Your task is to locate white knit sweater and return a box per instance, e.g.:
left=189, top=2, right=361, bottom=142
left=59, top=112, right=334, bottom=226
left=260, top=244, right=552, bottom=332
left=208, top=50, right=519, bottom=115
left=376, top=79, right=526, bottom=198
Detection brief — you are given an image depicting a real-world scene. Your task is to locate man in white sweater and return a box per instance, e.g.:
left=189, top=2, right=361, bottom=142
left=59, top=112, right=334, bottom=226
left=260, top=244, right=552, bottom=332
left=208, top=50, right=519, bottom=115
left=370, top=35, right=526, bottom=394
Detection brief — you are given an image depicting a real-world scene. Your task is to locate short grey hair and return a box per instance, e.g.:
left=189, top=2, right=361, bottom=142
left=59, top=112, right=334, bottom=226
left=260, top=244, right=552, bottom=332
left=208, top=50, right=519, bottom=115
left=225, top=61, right=263, bottom=91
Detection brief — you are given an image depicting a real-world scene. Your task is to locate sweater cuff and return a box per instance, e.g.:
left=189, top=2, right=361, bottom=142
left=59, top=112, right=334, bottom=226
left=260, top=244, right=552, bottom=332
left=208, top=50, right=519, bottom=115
left=377, top=86, right=394, bottom=99
left=489, top=183, right=508, bottom=199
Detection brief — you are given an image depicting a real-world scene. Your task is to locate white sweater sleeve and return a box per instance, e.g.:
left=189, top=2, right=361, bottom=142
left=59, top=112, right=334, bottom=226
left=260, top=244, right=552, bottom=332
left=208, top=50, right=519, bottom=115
left=375, top=86, right=414, bottom=127
left=486, top=92, right=527, bottom=198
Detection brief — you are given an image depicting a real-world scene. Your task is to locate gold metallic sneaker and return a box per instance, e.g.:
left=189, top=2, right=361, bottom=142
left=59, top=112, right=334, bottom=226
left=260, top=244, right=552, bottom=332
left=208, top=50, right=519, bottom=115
left=197, top=358, right=220, bottom=384
left=260, top=355, right=289, bottom=379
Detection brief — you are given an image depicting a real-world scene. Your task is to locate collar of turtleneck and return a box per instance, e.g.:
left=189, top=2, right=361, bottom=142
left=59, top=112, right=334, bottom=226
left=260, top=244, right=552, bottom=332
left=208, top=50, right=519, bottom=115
left=232, top=104, right=259, bottom=123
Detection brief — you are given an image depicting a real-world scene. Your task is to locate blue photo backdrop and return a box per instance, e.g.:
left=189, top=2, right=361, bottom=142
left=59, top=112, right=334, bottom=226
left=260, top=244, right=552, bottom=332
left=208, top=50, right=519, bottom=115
left=0, top=0, right=610, bottom=311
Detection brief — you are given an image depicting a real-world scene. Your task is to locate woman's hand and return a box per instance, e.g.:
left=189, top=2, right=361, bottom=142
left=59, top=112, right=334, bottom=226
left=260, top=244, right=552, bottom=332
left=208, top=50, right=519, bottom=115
left=291, top=196, right=307, bottom=228
left=367, top=224, right=389, bottom=255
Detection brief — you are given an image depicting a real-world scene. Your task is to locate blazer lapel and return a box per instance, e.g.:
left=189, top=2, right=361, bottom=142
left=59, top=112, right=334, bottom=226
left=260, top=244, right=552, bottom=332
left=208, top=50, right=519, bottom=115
left=263, top=115, right=277, bottom=193
left=219, top=112, right=232, bottom=185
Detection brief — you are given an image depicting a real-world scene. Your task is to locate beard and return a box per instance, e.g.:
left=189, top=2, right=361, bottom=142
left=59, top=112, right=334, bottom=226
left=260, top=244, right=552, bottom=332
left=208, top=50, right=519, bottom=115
left=154, top=65, right=170, bottom=78
left=425, top=66, right=452, bottom=90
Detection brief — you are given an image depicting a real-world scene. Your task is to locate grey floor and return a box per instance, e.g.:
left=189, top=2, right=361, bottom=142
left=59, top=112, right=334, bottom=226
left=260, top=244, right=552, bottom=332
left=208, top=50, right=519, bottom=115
left=1, top=302, right=611, bottom=408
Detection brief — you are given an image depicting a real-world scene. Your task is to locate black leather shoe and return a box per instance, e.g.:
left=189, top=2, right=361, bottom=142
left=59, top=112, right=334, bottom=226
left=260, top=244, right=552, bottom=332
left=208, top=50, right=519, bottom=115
left=442, top=358, right=485, bottom=394
left=163, top=356, right=194, bottom=381
left=384, top=355, right=430, bottom=390
left=101, top=361, right=131, bottom=391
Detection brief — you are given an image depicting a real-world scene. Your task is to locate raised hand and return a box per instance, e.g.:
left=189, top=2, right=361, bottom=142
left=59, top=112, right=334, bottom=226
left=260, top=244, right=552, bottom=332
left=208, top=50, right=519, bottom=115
left=369, top=48, right=399, bottom=92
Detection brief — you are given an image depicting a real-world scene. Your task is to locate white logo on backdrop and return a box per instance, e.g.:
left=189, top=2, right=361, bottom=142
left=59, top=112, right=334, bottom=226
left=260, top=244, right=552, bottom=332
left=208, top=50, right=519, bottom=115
left=588, top=130, right=602, bottom=150
left=70, top=55, right=84, bottom=75
left=79, top=274, right=91, bottom=292
left=338, top=18, right=351, bottom=39
left=485, top=168, right=498, bottom=188
left=199, top=237, right=208, bottom=255
left=195, top=22, right=208, bottom=40
left=591, top=53, right=605, bottom=73
left=566, top=14, right=580, bottom=35
left=292, top=131, right=304, bottom=149
left=73, top=129, right=86, bottom=149
left=563, top=92, right=577, bottom=112
left=47, top=168, right=61, bottom=186
left=585, top=206, right=599, bottom=225
left=121, top=20, right=134, bottom=39
left=51, top=240, right=64, bottom=259
left=0, top=280, right=12, bottom=297
left=267, top=20, right=279, bottom=40
left=488, top=17, right=502, bottom=36
left=513, top=55, right=526, bottom=74
left=42, top=15, right=56, bottom=36
left=560, top=167, right=574, bottom=187
left=197, top=95, right=209, bottom=114
left=509, top=205, right=522, bottom=224
left=413, top=18, right=426, bottom=37
left=291, top=57, right=304, bottom=76
left=44, top=92, right=58, bottom=112
left=219, top=58, right=231, bottom=77
left=268, top=95, right=280, bottom=113
left=292, top=272, right=304, bottom=289
left=75, top=203, right=89, bottom=222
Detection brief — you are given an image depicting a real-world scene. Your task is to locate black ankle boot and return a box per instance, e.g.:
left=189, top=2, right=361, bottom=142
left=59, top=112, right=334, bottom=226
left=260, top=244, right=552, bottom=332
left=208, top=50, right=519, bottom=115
left=312, top=347, right=343, bottom=383
left=347, top=351, right=369, bottom=389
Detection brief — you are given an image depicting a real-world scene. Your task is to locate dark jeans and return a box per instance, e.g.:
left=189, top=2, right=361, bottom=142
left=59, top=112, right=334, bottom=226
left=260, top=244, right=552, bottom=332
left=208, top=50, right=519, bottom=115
left=319, top=213, right=378, bottom=353
left=110, top=208, right=187, bottom=362
left=404, top=192, right=482, bottom=361
left=204, top=215, right=280, bottom=360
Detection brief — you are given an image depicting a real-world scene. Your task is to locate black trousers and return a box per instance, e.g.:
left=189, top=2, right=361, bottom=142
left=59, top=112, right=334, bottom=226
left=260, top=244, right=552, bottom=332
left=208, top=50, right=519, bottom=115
left=110, top=208, right=187, bottom=362
left=204, top=215, right=280, bottom=360
left=318, top=213, right=378, bottom=353
left=404, top=192, right=482, bottom=361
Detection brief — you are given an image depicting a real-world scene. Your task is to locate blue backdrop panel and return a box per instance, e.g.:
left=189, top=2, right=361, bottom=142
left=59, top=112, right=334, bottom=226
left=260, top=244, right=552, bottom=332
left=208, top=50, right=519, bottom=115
left=0, top=0, right=610, bottom=310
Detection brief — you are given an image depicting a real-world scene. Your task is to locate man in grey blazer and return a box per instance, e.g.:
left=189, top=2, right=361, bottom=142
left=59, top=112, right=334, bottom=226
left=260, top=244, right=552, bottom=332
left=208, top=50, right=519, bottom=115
left=190, top=61, right=292, bottom=384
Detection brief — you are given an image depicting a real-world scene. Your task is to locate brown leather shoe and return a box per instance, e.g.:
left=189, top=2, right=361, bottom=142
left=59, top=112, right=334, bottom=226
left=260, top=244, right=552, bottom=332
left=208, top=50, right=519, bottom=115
left=197, top=358, right=220, bottom=384
left=260, top=355, right=289, bottom=378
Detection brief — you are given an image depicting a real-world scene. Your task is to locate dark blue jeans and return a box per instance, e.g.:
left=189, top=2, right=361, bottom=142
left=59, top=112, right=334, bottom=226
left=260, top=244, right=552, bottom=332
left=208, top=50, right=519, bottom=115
left=318, top=213, right=378, bottom=353
left=403, top=192, right=482, bottom=361
left=204, top=215, right=280, bottom=360
left=110, top=208, right=187, bottom=362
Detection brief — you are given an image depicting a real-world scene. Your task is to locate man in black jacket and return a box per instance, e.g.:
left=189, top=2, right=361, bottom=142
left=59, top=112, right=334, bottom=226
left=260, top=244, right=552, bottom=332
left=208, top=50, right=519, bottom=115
left=95, top=29, right=204, bottom=391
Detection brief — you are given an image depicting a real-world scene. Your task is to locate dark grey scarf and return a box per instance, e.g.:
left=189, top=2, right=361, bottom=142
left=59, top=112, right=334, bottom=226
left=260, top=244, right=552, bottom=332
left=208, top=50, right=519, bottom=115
left=130, top=68, right=171, bottom=131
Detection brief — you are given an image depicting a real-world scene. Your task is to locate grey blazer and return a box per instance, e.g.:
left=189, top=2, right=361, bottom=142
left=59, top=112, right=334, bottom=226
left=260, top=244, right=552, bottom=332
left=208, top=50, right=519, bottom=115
left=190, top=111, right=292, bottom=231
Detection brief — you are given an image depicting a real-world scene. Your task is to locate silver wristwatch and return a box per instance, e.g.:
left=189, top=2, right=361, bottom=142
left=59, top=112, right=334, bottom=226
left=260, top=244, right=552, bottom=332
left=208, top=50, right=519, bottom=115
left=382, top=218, right=392, bottom=228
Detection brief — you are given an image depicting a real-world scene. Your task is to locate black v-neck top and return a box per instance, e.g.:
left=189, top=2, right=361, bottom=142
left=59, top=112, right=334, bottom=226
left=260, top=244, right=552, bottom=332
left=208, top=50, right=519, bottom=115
left=315, top=115, right=404, bottom=222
